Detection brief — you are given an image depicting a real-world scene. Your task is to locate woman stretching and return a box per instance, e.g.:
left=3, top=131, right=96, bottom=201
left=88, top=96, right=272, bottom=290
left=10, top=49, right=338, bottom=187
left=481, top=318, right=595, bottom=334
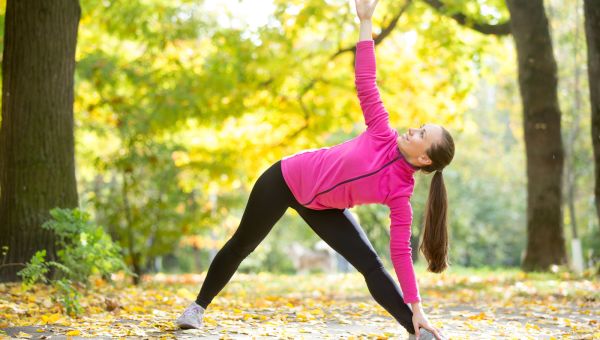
left=176, top=1, right=453, bottom=339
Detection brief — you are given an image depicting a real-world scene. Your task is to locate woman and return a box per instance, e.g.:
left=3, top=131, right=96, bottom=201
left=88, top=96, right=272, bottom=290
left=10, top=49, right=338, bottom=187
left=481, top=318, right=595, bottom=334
left=176, top=1, right=453, bottom=339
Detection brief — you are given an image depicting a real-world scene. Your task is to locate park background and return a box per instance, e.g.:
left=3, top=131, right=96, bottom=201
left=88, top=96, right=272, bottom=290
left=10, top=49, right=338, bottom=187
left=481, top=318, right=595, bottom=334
left=0, top=0, right=599, bottom=338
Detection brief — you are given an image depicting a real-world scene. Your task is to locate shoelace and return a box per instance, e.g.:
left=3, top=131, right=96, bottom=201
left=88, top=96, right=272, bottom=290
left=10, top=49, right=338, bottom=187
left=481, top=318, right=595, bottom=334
left=182, top=305, right=202, bottom=319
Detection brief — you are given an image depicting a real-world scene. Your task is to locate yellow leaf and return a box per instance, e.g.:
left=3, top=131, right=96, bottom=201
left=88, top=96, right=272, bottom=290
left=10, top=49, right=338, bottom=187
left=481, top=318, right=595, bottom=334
left=175, top=288, right=195, bottom=300
left=296, top=312, right=311, bottom=321
left=468, top=312, right=487, bottom=320
left=66, top=330, right=81, bottom=336
left=10, top=286, right=23, bottom=295
left=203, top=316, right=217, bottom=326
left=128, top=306, right=146, bottom=313
left=41, top=313, right=62, bottom=324
left=310, top=308, right=324, bottom=315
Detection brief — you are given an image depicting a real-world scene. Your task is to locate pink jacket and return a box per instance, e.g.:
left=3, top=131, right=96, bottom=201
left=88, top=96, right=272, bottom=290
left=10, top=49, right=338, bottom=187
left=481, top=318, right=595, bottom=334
left=281, top=40, right=420, bottom=304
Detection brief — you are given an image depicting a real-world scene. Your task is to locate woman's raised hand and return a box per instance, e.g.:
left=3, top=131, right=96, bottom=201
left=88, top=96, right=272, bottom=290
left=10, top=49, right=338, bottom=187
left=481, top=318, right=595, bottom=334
left=354, top=0, right=379, bottom=21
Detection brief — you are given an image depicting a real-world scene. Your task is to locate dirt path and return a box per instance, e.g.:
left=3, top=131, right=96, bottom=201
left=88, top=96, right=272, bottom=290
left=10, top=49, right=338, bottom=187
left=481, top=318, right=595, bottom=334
left=1, top=272, right=598, bottom=339
left=2, top=298, right=597, bottom=339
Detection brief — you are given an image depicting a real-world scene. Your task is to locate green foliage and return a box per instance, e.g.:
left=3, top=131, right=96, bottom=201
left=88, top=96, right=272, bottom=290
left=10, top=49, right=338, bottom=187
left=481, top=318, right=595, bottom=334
left=70, top=0, right=598, bottom=274
left=54, top=278, right=83, bottom=316
left=88, top=139, right=212, bottom=277
left=17, top=250, right=50, bottom=286
left=17, top=208, right=131, bottom=315
left=41, top=208, right=131, bottom=283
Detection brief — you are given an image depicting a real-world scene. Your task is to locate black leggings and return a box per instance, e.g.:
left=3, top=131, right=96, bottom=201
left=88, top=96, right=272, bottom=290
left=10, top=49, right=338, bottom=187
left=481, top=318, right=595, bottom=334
left=195, top=160, right=415, bottom=333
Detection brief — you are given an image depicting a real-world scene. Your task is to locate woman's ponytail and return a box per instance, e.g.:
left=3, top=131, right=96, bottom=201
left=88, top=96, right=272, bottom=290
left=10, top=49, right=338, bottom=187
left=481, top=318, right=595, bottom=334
left=415, top=126, right=454, bottom=272
left=419, top=170, right=449, bottom=273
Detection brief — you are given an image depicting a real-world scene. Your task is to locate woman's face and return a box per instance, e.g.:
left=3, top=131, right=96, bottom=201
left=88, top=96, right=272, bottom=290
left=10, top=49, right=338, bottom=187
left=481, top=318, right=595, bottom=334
left=397, top=123, right=444, bottom=168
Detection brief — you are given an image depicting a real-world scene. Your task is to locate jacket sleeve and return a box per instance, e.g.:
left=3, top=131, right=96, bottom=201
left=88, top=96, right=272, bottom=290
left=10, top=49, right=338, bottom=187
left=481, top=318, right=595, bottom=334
left=355, top=40, right=393, bottom=138
left=388, top=195, right=421, bottom=304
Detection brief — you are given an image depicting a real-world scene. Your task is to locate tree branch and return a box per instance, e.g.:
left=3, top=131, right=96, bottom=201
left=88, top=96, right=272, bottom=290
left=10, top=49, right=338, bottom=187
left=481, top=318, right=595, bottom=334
left=0, top=263, right=27, bottom=269
left=421, top=0, right=511, bottom=36
left=271, top=78, right=319, bottom=148
left=331, top=0, right=414, bottom=60
left=272, top=1, right=415, bottom=146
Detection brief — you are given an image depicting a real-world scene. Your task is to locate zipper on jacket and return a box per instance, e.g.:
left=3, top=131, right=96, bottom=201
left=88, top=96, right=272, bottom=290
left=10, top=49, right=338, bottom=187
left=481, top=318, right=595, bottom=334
left=301, top=155, right=401, bottom=206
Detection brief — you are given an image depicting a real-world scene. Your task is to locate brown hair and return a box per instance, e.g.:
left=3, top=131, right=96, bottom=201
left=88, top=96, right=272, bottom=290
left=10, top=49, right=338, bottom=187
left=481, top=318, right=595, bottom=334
left=419, top=127, right=454, bottom=273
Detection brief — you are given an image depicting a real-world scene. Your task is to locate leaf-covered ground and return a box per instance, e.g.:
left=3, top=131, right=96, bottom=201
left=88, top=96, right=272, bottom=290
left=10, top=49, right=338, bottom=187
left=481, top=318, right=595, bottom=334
left=1, top=269, right=598, bottom=339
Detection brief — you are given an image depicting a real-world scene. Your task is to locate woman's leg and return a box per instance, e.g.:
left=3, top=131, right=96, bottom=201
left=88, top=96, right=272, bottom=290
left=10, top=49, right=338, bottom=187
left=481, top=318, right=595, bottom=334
left=195, top=161, right=294, bottom=308
left=294, top=207, right=415, bottom=334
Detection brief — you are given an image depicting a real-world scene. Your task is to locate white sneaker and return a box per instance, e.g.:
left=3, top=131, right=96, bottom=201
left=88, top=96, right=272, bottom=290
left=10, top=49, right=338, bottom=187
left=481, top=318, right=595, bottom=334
left=408, top=328, right=436, bottom=340
left=175, top=302, right=205, bottom=329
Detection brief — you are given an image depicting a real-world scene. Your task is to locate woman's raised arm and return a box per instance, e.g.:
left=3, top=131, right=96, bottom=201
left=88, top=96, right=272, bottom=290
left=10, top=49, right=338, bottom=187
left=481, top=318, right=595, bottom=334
left=356, top=0, right=377, bottom=40
left=354, top=0, right=393, bottom=138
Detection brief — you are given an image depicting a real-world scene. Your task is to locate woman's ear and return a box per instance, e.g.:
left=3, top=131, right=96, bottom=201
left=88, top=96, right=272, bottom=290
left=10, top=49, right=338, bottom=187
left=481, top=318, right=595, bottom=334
left=418, top=154, right=432, bottom=166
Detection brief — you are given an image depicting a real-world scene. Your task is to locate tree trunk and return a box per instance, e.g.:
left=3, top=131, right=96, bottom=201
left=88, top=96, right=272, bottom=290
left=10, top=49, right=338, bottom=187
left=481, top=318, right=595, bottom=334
left=584, top=1, right=600, bottom=231
left=505, top=0, right=567, bottom=271
left=0, top=0, right=81, bottom=282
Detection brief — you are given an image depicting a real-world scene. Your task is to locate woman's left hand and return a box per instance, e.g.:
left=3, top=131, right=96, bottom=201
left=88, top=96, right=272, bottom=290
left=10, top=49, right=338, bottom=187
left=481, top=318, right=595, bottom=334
left=412, top=308, right=445, bottom=339
left=354, top=0, right=379, bottom=21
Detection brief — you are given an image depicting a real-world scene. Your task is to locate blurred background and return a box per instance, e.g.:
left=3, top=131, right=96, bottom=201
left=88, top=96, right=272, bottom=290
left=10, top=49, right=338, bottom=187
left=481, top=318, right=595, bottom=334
left=1, top=0, right=598, bottom=282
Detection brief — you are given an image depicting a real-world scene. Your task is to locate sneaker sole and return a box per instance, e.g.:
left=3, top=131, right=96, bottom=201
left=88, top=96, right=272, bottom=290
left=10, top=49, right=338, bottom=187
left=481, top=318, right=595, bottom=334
left=177, top=322, right=201, bottom=330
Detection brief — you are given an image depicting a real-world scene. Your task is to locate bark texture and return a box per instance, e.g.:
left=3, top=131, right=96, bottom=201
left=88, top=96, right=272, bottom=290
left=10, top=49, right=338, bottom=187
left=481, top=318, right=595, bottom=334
left=0, top=0, right=81, bottom=281
left=505, top=0, right=567, bottom=271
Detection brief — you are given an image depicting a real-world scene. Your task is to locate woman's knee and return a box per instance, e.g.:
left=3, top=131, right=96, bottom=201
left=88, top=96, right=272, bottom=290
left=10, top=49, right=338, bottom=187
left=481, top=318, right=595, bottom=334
left=356, top=257, right=385, bottom=277
left=222, top=237, right=258, bottom=259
